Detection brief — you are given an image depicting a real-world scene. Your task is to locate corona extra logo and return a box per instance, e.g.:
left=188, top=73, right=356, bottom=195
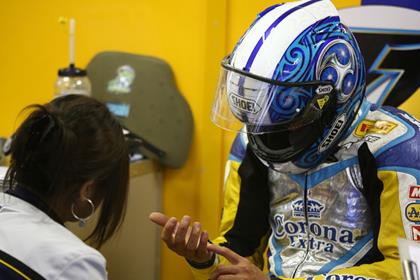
left=292, top=199, right=325, bottom=219
left=354, top=119, right=397, bottom=138
left=272, top=214, right=356, bottom=254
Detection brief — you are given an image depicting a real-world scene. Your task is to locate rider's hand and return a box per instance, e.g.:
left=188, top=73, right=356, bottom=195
left=149, top=212, right=214, bottom=264
left=207, top=244, right=269, bottom=280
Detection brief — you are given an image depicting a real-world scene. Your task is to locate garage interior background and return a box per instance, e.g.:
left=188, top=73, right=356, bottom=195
left=0, top=1, right=419, bottom=280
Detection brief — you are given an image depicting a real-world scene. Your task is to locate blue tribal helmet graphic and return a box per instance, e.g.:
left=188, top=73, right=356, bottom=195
left=211, top=0, right=366, bottom=172
left=316, top=39, right=358, bottom=104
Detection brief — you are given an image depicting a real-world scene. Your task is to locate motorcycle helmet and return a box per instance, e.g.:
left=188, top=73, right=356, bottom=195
left=211, top=0, right=366, bottom=172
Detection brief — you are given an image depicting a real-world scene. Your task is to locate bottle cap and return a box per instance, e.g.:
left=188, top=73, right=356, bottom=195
left=58, top=64, right=87, bottom=77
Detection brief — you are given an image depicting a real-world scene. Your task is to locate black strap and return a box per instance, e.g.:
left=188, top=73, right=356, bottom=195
left=355, top=142, right=385, bottom=264
left=223, top=145, right=270, bottom=257
left=185, top=252, right=216, bottom=269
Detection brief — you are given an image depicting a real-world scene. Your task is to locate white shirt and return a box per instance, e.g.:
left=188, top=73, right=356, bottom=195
left=0, top=193, right=107, bottom=280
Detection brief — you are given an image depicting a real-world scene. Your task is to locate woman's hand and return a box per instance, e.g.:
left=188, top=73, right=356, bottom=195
left=149, top=212, right=214, bottom=264
left=207, top=244, right=269, bottom=280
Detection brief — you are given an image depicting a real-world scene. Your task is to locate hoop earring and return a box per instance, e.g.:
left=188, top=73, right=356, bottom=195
left=71, top=198, right=95, bottom=228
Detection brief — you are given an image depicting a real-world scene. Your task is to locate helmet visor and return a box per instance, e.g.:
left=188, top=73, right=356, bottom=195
left=211, top=57, right=335, bottom=134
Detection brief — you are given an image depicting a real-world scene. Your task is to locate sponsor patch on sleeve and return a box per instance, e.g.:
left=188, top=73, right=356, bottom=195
left=354, top=119, right=397, bottom=138
left=409, top=185, right=420, bottom=199
left=411, top=225, right=420, bottom=241
left=405, top=202, right=420, bottom=223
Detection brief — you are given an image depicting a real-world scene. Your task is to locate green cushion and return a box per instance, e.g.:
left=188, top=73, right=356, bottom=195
left=87, top=51, right=193, bottom=168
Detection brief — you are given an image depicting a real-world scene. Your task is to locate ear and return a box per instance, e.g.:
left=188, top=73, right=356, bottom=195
left=78, top=180, right=96, bottom=200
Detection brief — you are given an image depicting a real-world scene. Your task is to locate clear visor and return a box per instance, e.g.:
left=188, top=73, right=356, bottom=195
left=211, top=65, right=335, bottom=134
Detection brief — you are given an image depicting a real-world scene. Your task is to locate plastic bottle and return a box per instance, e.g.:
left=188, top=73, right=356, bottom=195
left=54, top=64, right=91, bottom=97
left=54, top=18, right=91, bottom=97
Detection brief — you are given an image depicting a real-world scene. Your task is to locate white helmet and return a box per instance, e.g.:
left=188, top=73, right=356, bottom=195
left=211, top=0, right=366, bottom=171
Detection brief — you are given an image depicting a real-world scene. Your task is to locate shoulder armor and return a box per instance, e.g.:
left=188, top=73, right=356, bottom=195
left=352, top=106, right=420, bottom=170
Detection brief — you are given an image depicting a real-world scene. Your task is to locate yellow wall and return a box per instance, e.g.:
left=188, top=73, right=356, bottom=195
left=0, top=2, right=221, bottom=280
left=0, top=1, right=419, bottom=280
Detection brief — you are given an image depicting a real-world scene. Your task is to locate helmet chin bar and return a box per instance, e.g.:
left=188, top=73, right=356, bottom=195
left=248, top=133, right=305, bottom=164
left=212, top=4, right=366, bottom=169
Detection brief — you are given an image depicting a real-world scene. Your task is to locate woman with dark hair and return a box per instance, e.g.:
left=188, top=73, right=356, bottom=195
left=0, top=95, right=129, bottom=279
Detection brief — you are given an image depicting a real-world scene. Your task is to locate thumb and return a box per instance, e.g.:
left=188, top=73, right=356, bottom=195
left=207, top=244, right=242, bottom=265
left=149, top=212, right=170, bottom=227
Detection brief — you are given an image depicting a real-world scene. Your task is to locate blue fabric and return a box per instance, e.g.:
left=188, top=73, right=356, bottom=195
left=375, top=107, right=420, bottom=170
left=229, top=133, right=247, bottom=162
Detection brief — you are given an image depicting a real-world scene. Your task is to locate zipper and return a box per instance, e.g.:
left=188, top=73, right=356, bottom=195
left=291, top=172, right=311, bottom=278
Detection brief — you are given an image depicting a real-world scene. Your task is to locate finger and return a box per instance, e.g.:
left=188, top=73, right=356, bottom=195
left=174, top=215, right=191, bottom=249
left=149, top=212, right=170, bottom=227
left=196, top=230, right=209, bottom=257
left=161, top=217, right=178, bottom=245
left=207, top=244, right=242, bottom=265
left=210, top=265, right=239, bottom=280
left=185, top=222, right=201, bottom=252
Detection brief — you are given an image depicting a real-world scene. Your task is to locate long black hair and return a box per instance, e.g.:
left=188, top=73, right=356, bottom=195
left=4, top=94, right=129, bottom=248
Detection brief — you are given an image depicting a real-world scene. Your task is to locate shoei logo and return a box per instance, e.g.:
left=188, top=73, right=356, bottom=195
left=412, top=225, right=420, bottom=241
left=354, top=119, right=397, bottom=138
left=315, top=85, right=333, bottom=95
left=410, top=186, right=420, bottom=199
left=405, top=203, right=420, bottom=222
left=229, top=93, right=261, bottom=114
left=319, top=114, right=346, bottom=153
left=292, top=199, right=325, bottom=219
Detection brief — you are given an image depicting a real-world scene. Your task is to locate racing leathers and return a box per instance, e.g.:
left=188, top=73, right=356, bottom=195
left=190, top=100, right=420, bottom=280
